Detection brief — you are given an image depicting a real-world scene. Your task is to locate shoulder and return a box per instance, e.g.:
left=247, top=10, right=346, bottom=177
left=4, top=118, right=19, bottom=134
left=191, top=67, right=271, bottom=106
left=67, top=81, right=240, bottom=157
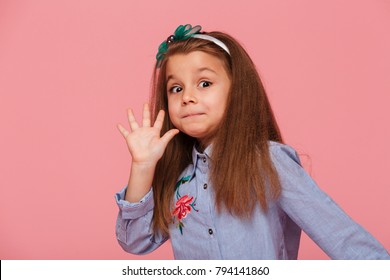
left=268, top=141, right=301, bottom=166
left=267, top=141, right=307, bottom=180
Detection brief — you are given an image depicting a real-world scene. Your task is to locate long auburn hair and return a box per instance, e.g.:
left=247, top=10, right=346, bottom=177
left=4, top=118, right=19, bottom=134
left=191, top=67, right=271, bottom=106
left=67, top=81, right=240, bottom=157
left=150, top=31, right=284, bottom=235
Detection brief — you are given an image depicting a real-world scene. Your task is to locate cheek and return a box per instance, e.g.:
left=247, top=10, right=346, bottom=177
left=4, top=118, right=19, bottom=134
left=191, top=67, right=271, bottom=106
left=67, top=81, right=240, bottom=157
left=214, top=98, right=228, bottom=122
left=212, top=96, right=227, bottom=115
left=167, top=100, right=179, bottom=123
left=167, top=99, right=174, bottom=115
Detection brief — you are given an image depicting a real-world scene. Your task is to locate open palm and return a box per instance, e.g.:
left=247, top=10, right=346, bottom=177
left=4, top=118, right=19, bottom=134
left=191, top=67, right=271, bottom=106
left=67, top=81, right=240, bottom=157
left=117, top=103, right=179, bottom=166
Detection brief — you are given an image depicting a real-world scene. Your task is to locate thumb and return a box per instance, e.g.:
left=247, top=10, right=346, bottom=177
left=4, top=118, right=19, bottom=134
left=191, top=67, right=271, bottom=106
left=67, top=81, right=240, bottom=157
left=160, top=129, right=180, bottom=145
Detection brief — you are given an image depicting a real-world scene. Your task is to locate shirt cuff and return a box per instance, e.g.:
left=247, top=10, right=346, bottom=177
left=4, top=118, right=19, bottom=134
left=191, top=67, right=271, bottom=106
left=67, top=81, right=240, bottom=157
left=115, top=186, right=154, bottom=219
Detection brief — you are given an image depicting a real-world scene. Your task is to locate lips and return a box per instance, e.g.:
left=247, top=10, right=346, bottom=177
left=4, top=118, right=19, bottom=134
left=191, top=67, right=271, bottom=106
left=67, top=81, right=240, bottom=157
left=182, top=112, right=204, bottom=118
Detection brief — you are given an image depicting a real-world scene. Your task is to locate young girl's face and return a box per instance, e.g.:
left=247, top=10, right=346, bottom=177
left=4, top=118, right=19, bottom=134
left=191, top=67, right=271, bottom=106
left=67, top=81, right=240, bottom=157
left=166, top=51, right=231, bottom=147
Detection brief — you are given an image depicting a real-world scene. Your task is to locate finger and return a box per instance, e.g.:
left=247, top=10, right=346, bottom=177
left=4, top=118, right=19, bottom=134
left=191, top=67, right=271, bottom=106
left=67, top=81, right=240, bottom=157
left=142, top=103, right=151, bottom=127
left=127, top=108, right=139, bottom=131
left=153, top=110, right=165, bottom=130
left=117, top=123, right=130, bottom=138
left=160, top=129, right=180, bottom=145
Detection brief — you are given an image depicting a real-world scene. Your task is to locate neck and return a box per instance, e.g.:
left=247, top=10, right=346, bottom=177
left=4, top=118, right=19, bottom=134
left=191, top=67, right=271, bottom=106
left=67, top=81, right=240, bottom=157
left=196, top=140, right=211, bottom=153
left=197, top=134, right=215, bottom=152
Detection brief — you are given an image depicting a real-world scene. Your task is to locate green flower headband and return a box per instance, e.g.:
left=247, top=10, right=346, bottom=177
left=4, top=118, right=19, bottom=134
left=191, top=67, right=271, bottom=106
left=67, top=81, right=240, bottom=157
left=156, top=24, right=230, bottom=67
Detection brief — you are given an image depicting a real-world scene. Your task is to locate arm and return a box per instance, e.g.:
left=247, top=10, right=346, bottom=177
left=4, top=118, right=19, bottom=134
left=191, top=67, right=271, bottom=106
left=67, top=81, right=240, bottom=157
left=126, top=162, right=155, bottom=203
left=115, top=103, right=179, bottom=254
left=115, top=186, right=168, bottom=254
left=269, top=142, right=390, bottom=259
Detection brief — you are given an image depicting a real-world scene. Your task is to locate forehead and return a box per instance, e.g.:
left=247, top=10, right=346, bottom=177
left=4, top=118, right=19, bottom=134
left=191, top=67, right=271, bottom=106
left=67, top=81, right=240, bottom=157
left=165, top=51, right=228, bottom=77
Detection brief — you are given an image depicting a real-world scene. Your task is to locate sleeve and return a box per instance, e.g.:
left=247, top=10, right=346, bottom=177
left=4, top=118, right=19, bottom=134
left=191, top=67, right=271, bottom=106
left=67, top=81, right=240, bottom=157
left=115, top=186, right=168, bottom=255
left=269, top=142, right=390, bottom=260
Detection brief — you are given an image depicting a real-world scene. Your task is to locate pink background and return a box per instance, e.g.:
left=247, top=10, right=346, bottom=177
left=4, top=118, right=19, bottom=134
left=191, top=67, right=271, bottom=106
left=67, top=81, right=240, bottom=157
left=0, top=0, right=389, bottom=259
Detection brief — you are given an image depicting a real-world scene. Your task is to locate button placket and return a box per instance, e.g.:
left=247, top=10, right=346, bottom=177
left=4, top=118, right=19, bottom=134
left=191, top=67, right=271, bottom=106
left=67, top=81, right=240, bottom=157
left=197, top=155, right=208, bottom=174
left=196, top=153, right=214, bottom=239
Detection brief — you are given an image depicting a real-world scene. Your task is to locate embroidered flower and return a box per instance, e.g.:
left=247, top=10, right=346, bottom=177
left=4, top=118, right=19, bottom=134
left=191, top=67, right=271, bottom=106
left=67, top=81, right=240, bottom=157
left=173, top=195, right=194, bottom=220
left=172, top=175, right=199, bottom=235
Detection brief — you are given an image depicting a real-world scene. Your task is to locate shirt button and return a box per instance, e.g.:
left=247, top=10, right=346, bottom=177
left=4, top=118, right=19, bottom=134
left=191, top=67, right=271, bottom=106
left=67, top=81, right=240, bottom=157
left=202, top=158, right=207, bottom=163
left=203, top=183, right=208, bottom=189
left=208, top=228, right=213, bottom=235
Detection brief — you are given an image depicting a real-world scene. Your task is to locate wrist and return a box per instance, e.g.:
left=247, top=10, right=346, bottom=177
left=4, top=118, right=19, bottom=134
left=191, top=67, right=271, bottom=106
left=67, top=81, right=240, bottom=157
left=131, top=161, right=157, bottom=171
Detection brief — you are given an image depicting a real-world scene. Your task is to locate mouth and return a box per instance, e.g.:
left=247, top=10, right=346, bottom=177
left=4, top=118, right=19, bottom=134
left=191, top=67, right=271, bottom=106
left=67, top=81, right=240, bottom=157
left=183, top=113, right=205, bottom=118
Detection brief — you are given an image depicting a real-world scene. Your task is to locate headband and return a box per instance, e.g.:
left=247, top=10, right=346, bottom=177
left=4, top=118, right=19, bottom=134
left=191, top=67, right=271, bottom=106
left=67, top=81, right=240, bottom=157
left=156, top=24, right=230, bottom=67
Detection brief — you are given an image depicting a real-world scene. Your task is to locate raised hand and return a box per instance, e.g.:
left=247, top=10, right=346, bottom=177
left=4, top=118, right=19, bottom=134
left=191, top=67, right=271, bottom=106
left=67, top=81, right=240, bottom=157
left=117, top=103, right=179, bottom=167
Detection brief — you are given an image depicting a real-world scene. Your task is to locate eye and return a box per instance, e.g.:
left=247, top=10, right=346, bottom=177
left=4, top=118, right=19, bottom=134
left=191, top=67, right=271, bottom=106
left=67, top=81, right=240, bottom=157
left=169, top=85, right=183, bottom=93
left=199, top=81, right=212, bottom=88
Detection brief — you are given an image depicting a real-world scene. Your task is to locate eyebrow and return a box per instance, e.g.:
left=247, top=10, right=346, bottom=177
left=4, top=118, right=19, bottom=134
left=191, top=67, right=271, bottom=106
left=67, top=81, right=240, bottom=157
left=197, top=67, right=217, bottom=74
left=166, top=67, right=217, bottom=83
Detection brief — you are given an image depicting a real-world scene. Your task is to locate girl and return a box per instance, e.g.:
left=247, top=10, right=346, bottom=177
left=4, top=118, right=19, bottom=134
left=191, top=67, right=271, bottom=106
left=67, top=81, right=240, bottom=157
left=115, top=24, right=389, bottom=259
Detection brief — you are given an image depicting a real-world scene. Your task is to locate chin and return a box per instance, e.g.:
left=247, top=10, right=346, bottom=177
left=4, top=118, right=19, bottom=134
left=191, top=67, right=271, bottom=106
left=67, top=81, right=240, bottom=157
left=181, top=129, right=208, bottom=139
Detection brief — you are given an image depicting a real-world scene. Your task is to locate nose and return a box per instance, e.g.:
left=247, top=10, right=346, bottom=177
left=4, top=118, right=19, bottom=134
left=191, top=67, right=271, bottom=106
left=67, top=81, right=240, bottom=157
left=182, top=89, right=197, bottom=105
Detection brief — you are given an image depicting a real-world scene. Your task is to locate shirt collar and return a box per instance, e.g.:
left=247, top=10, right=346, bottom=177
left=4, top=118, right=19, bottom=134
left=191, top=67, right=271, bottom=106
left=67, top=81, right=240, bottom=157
left=187, top=144, right=213, bottom=181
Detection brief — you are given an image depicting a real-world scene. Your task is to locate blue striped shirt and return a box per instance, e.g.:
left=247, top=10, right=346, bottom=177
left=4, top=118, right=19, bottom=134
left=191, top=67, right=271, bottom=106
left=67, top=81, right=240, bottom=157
left=115, top=141, right=389, bottom=259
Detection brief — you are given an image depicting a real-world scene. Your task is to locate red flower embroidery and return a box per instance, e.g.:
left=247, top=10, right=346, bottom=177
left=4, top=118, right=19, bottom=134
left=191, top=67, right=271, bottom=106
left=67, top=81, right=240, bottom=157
left=172, top=176, right=199, bottom=235
left=172, top=195, right=193, bottom=220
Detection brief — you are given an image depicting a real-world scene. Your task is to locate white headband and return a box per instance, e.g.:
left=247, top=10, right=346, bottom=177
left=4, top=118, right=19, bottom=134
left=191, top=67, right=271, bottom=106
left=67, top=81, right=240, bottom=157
left=192, top=34, right=231, bottom=55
